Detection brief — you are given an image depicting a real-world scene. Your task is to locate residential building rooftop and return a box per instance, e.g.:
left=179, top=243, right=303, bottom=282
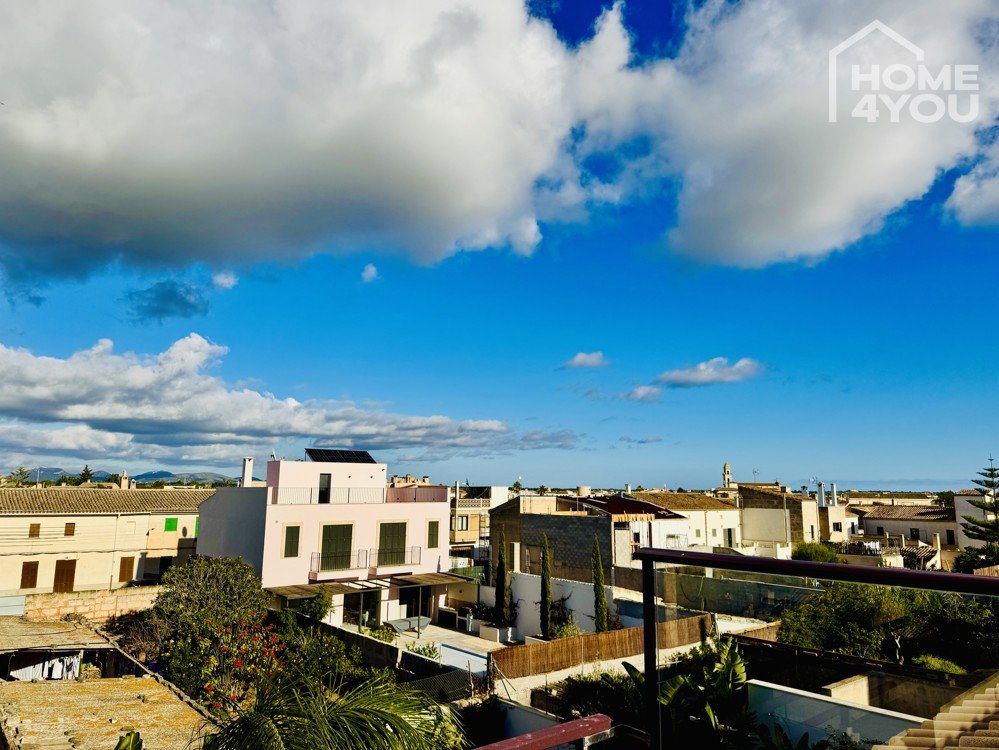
left=304, top=448, right=376, bottom=463
left=0, top=618, right=110, bottom=653
left=0, top=488, right=214, bottom=515
left=633, top=491, right=738, bottom=511
left=0, top=676, right=206, bottom=749
left=577, top=494, right=687, bottom=520
left=859, top=505, right=956, bottom=522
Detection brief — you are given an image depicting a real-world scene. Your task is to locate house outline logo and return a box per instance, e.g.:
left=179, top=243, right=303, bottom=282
left=828, top=20, right=924, bottom=123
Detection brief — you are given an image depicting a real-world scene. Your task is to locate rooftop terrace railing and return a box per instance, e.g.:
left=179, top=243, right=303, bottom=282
left=631, top=547, right=999, bottom=750
left=270, top=486, right=387, bottom=505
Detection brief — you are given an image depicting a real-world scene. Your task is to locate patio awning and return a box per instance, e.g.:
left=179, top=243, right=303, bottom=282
left=389, top=572, right=475, bottom=587
left=267, top=578, right=390, bottom=600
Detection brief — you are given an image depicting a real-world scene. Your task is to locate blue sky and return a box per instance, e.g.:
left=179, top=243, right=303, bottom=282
left=0, top=1, right=996, bottom=489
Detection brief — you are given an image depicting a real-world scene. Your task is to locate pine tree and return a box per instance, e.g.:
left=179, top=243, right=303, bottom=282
left=960, top=458, right=999, bottom=543
left=79, top=464, right=94, bottom=483
left=540, top=533, right=552, bottom=638
left=592, top=535, right=608, bottom=632
left=494, top=531, right=508, bottom=626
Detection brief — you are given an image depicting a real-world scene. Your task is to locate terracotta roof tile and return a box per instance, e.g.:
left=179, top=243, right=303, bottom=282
left=861, top=505, right=955, bottom=522
left=633, top=492, right=738, bottom=511
left=0, top=488, right=214, bottom=515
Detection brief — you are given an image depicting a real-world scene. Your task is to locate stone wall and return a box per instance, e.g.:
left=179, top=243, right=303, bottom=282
left=24, top=585, right=161, bottom=622
left=520, top=514, right=610, bottom=577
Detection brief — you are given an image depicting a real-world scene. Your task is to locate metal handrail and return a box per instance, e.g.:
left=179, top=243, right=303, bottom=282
left=631, top=547, right=999, bottom=595
left=310, top=550, right=368, bottom=572
left=369, top=546, right=421, bottom=567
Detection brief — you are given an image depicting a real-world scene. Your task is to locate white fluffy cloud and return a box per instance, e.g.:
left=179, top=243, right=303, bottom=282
left=655, top=357, right=763, bottom=387
left=0, top=0, right=996, bottom=278
left=361, top=263, right=379, bottom=283
left=0, top=1, right=573, bottom=278
left=562, top=351, right=606, bottom=369
left=212, top=272, right=238, bottom=290
left=621, top=385, right=662, bottom=403
left=571, top=0, right=999, bottom=266
left=0, top=334, right=577, bottom=467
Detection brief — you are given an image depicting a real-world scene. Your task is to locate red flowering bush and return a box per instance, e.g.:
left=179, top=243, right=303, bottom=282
left=160, top=616, right=284, bottom=712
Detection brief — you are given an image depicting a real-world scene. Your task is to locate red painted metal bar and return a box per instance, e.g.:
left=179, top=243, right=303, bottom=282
left=473, top=714, right=613, bottom=750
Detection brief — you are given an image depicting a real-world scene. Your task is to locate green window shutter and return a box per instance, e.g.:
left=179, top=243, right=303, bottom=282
left=427, top=520, right=439, bottom=549
left=283, top=526, right=300, bottom=558
left=194, top=517, right=199, bottom=537
left=320, top=525, right=353, bottom=570
left=164, top=518, right=178, bottom=532
left=378, top=522, right=407, bottom=565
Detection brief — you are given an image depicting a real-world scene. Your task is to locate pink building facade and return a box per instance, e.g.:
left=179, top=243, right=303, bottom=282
left=199, top=452, right=452, bottom=628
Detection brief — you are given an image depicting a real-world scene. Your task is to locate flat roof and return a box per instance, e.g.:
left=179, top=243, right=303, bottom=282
left=0, top=617, right=111, bottom=653
left=0, top=677, right=205, bottom=749
left=0, top=488, right=214, bottom=515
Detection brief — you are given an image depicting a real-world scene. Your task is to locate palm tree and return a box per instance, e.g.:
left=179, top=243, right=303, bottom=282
left=200, top=668, right=463, bottom=749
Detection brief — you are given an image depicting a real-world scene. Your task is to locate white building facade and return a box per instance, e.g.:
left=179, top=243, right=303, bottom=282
left=199, top=450, right=453, bottom=629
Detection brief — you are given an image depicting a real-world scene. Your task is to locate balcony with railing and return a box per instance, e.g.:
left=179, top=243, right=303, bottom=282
left=269, top=485, right=449, bottom=505
left=368, top=546, right=421, bottom=567
left=309, top=550, right=369, bottom=578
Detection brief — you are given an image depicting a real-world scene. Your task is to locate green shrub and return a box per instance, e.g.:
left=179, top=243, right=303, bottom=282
left=406, top=641, right=441, bottom=660
left=368, top=625, right=397, bottom=643
left=791, top=542, right=841, bottom=563
left=911, top=654, right=967, bottom=674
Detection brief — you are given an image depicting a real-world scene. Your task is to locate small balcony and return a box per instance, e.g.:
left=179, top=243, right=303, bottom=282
left=310, top=550, right=368, bottom=577
left=369, top=546, right=421, bottom=567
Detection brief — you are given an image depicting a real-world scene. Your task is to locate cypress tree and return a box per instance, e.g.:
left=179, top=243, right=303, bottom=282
left=494, top=530, right=508, bottom=625
left=961, top=458, right=999, bottom=543
left=540, top=533, right=552, bottom=638
left=592, top=535, right=608, bottom=632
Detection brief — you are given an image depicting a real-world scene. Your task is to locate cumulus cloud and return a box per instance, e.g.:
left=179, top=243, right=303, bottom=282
left=0, top=334, right=577, bottom=467
left=0, top=0, right=996, bottom=282
left=655, top=357, right=763, bottom=387
left=212, top=272, right=238, bottom=290
left=122, top=281, right=210, bottom=323
left=0, top=1, right=574, bottom=279
left=621, top=385, right=662, bottom=403
left=361, top=263, right=379, bottom=283
left=570, top=0, right=999, bottom=266
left=562, top=351, right=606, bottom=369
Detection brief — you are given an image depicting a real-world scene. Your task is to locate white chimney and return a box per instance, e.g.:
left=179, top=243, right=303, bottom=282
left=625, top=483, right=632, bottom=495
left=830, top=483, right=838, bottom=507
left=817, top=481, right=826, bottom=508
left=241, top=457, right=254, bottom=487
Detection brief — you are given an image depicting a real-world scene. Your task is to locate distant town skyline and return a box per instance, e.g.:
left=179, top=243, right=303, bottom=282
left=0, top=1, right=996, bottom=489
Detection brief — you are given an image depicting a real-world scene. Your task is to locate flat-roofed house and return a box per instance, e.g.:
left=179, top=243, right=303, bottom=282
left=0, top=488, right=211, bottom=598
left=199, top=449, right=458, bottom=630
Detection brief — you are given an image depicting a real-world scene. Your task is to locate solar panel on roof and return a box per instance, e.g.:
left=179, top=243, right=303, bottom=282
left=305, top=448, right=377, bottom=463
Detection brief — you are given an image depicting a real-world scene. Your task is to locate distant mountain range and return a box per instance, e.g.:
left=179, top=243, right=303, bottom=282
left=14, top=467, right=234, bottom=484
left=19, top=467, right=114, bottom=482
left=134, top=470, right=234, bottom=484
